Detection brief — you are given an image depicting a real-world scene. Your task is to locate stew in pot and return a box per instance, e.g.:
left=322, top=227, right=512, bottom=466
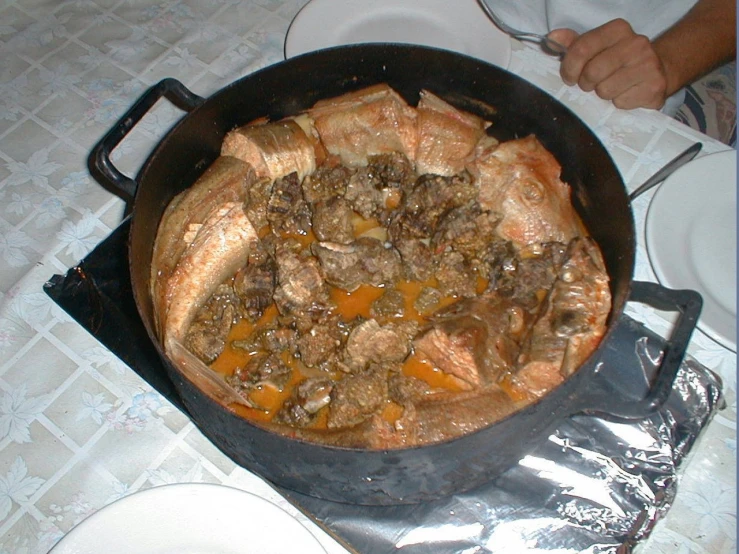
left=150, top=84, right=611, bottom=449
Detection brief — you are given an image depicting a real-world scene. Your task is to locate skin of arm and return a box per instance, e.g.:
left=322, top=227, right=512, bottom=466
left=547, top=0, right=737, bottom=110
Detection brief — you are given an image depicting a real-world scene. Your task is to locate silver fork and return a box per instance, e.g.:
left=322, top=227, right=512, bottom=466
left=477, top=0, right=568, bottom=56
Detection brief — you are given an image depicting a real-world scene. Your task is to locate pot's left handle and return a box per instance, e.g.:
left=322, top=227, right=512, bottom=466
left=576, top=280, right=702, bottom=421
left=88, top=78, right=204, bottom=202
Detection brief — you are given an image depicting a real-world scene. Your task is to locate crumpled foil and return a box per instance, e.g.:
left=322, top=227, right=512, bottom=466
left=45, top=218, right=724, bottom=554
left=284, top=323, right=723, bottom=554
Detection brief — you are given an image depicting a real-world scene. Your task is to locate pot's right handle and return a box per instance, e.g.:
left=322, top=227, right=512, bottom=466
left=576, top=280, right=702, bottom=421
left=88, top=78, right=204, bottom=202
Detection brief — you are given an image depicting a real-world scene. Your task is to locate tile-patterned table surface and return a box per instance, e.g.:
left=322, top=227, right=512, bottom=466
left=0, top=1, right=734, bottom=552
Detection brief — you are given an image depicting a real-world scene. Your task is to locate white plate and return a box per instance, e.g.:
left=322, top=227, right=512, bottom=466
left=645, top=150, right=737, bottom=352
left=50, top=483, right=327, bottom=554
left=285, top=0, right=512, bottom=69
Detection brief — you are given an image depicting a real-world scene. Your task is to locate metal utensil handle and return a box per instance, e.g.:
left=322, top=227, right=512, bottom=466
left=628, top=142, right=702, bottom=201
left=476, top=0, right=567, bottom=56
left=88, top=78, right=204, bottom=202
left=578, top=280, right=702, bottom=420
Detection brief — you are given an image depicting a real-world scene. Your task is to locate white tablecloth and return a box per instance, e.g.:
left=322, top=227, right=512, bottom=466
left=0, top=1, right=735, bottom=552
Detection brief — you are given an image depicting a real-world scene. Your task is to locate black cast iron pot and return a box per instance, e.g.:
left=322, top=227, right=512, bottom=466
left=89, top=44, right=701, bottom=505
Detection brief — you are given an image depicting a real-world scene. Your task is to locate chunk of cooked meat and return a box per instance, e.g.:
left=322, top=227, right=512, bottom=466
left=185, top=289, right=236, bottom=364
left=413, top=296, right=529, bottom=389
left=301, top=164, right=353, bottom=205
left=488, top=241, right=568, bottom=309
left=272, top=239, right=332, bottom=317
left=312, top=237, right=403, bottom=292
left=345, top=319, right=417, bottom=371
left=233, top=243, right=277, bottom=322
left=343, top=153, right=414, bottom=220
left=243, top=177, right=273, bottom=232
left=436, top=250, right=477, bottom=298
left=394, top=238, right=436, bottom=281
left=343, top=170, right=386, bottom=220
left=311, top=196, right=355, bottom=244
left=327, top=369, right=389, bottom=429
left=297, top=318, right=345, bottom=368
left=431, top=203, right=500, bottom=259
left=388, top=171, right=477, bottom=240
left=370, top=287, right=405, bottom=319
left=227, top=352, right=292, bottom=391
left=267, top=172, right=312, bottom=236
left=414, top=286, right=442, bottom=315
left=232, top=325, right=297, bottom=356
left=274, top=378, right=334, bottom=427
left=366, top=152, right=417, bottom=190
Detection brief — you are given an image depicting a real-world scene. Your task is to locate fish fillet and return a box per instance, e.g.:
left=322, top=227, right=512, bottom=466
left=162, top=202, right=259, bottom=346
left=308, top=83, right=418, bottom=167
left=415, top=90, right=491, bottom=176
left=150, top=156, right=256, bottom=336
left=221, top=119, right=316, bottom=181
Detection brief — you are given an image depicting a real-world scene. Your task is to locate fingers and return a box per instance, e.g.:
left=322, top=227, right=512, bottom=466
left=589, top=45, right=667, bottom=109
left=601, top=67, right=668, bottom=110
left=547, top=28, right=579, bottom=49
left=558, top=19, right=634, bottom=85
left=550, top=19, right=668, bottom=110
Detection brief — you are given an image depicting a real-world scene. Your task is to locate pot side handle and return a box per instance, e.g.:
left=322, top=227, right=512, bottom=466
left=87, top=78, right=204, bottom=202
left=576, top=280, right=702, bottom=421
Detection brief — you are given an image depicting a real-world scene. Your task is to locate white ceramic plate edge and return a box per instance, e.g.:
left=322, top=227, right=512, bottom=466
left=285, top=0, right=512, bottom=69
left=645, top=149, right=737, bottom=351
left=50, top=483, right=327, bottom=554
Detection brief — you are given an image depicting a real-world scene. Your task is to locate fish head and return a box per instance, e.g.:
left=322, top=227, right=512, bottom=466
left=472, top=136, right=585, bottom=248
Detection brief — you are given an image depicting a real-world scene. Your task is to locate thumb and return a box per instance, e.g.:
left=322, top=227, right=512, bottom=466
left=547, top=28, right=579, bottom=48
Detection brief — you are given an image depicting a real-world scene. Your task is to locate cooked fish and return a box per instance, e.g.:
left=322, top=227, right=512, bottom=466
left=469, top=135, right=587, bottom=247
left=511, top=237, right=611, bottom=399
left=308, top=83, right=418, bottom=167
left=404, top=388, right=520, bottom=445
left=150, top=156, right=255, bottom=335
left=415, top=89, right=491, bottom=176
left=161, top=202, right=259, bottom=347
left=221, top=119, right=316, bottom=181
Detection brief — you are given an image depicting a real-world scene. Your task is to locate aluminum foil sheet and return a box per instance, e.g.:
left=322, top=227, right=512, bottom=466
left=283, top=321, right=723, bottom=553
left=45, top=219, right=724, bottom=554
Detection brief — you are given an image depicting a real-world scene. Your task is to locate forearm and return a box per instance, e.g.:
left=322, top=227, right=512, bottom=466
left=653, top=0, right=737, bottom=96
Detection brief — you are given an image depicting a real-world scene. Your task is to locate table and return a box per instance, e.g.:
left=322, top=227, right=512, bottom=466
left=0, top=1, right=734, bottom=552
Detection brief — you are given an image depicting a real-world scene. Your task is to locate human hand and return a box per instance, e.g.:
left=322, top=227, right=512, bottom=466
left=548, top=19, right=669, bottom=110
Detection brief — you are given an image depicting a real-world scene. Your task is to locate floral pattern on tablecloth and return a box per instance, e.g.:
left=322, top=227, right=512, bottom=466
left=0, top=2, right=735, bottom=553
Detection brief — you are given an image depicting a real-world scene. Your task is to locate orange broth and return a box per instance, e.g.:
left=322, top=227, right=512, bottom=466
left=211, top=275, right=484, bottom=423
left=210, top=195, right=489, bottom=424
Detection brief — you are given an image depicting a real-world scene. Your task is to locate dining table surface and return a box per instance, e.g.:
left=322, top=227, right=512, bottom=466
left=0, top=0, right=736, bottom=552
